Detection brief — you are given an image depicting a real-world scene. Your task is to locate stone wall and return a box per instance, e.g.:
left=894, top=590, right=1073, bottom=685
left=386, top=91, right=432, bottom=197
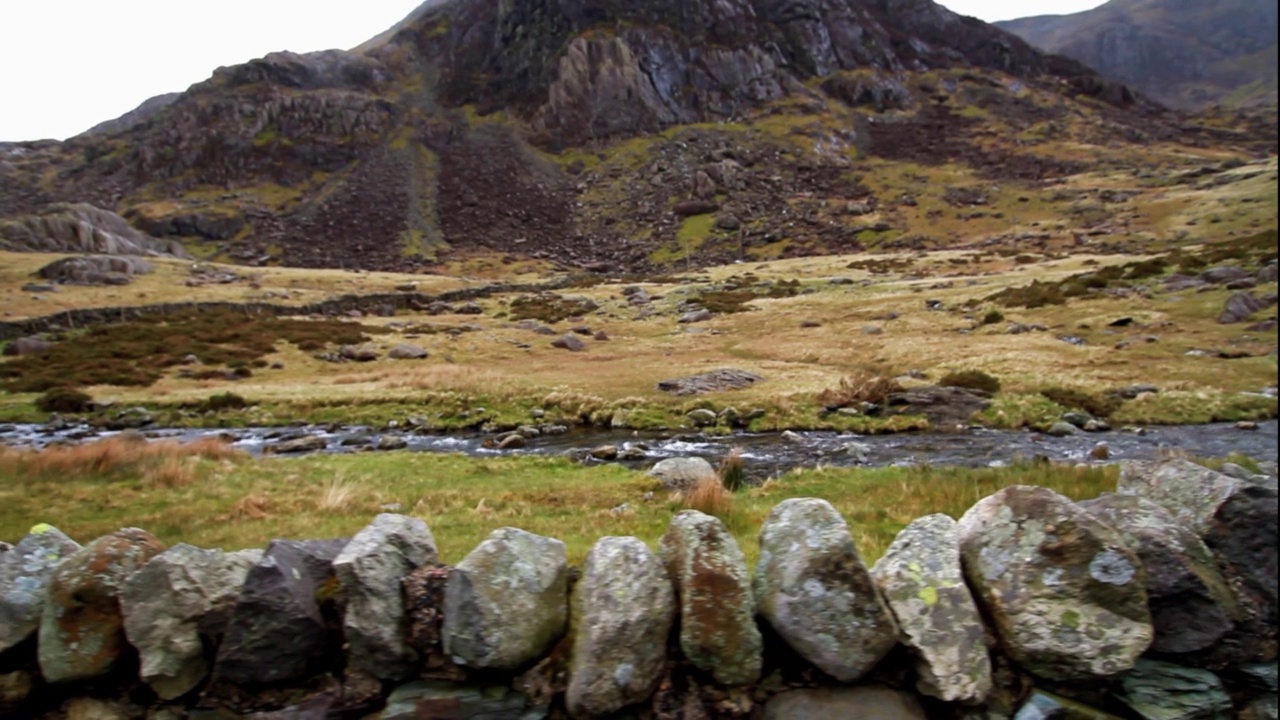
left=0, top=458, right=1276, bottom=719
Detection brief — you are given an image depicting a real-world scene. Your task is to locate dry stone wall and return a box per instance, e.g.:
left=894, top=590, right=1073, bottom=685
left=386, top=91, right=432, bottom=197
left=0, top=459, right=1275, bottom=719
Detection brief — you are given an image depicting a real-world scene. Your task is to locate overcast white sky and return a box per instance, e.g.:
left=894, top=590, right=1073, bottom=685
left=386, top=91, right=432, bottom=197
left=0, top=0, right=1106, bottom=142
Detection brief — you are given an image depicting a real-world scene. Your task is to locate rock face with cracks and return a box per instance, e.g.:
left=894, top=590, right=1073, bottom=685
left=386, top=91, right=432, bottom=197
left=871, top=514, right=993, bottom=703
left=753, top=498, right=899, bottom=682
left=566, top=536, right=675, bottom=718
left=333, top=514, right=438, bottom=681
left=38, top=528, right=167, bottom=684
left=0, top=524, right=80, bottom=654
left=660, top=510, right=763, bottom=686
left=443, top=527, right=568, bottom=670
left=120, top=544, right=262, bottom=700
left=957, top=485, right=1153, bottom=681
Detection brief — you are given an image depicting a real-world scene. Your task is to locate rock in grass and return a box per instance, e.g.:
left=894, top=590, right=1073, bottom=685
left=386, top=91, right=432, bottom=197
left=551, top=334, right=586, bottom=352
left=566, top=537, right=675, bottom=718
left=957, top=486, right=1152, bottom=681
left=754, top=498, right=899, bottom=682
left=334, top=515, right=438, bottom=681
left=443, top=527, right=568, bottom=670
left=0, top=524, right=80, bottom=654
left=38, top=528, right=167, bottom=683
left=1079, top=494, right=1239, bottom=660
left=763, top=686, right=927, bottom=720
left=121, top=544, right=262, bottom=699
left=647, top=456, right=716, bottom=492
left=871, top=514, right=992, bottom=704
left=1115, top=659, right=1233, bottom=720
left=660, top=511, right=762, bottom=686
left=213, top=539, right=348, bottom=686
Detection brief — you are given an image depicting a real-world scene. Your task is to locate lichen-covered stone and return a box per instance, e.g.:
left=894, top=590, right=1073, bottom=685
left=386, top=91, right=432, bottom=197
left=0, top=524, right=80, bottom=653
left=957, top=485, right=1152, bottom=681
left=566, top=536, right=675, bottom=718
left=763, top=686, right=927, bottom=720
left=754, top=498, right=898, bottom=682
left=380, top=680, right=549, bottom=720
left=38, top=528, right=167, bottom=683
left=1120, top=459, right=1278, bottom=663
left=1079, top=493, right=1240, bottom=659
left=443, top=527, right=568, bottom=670
left=1115, top=659, right=1233, bottom=720
left=213, top=538, right=348, bottom=687
left=120, top=544, right=262, bottom=700
left=659, top=510, right=762, bottom=686
left=871, top=514, right=992, bottom=703
left=333, top=514, right=438, bottom=681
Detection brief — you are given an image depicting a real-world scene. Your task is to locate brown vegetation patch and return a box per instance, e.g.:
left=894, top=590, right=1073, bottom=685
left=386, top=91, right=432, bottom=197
left=0, top=435, right=244, bottom=484
left=817, top=371, right=903, bottom=409
left=508, top=294, right=599, bottom=324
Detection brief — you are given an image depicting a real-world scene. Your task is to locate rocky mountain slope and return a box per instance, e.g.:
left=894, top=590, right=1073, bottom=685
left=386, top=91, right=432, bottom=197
left=998, top=0, right=1278, bottom=110
left=0, top=0, right=1272, bottom=273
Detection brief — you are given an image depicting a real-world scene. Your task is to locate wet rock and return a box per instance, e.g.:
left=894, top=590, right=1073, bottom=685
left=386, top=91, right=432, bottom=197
left=566, top=537, right=675, bottom=718
left=764, top=686, right=927, bottom=720
left=497, top=434, right=527, bottom=450
left=443, top=528, right=568, bottom=670
left=334, top=515, right=438, bottom=681
left=872, top=514, right=992, bottom=703
left=376, top=435, right=408, bottom=451
left=1079, top=494, right=1239, bottom=659
left=1115, top=659, right=1232, bottom=720
left=272, top=435, right=327, bottom=453
left=1046, top=421, right=1082, bottom=437
left=648, top=456, right=716, bottom=492
left=381, top=680, right=548, bottom=720
left=957, top=486, right=1152, bottom=681
left=660, top=511, right=762, bottom=686
left=657, top=369, right=763, bottom=395
left=388, top=344, right=428, bottom=360
left=38, top=528, right=167, bottom=684
left=551, top=334, right=586, bottom=352
left=213, top=539, right=348, bottom=686
left=589, top=445, right=618, bottom=460
left=120, top=544, right=262, bottom=700
left=754, top=498, right=898, bottom=682
left=0, top=524, right=81, bottom=653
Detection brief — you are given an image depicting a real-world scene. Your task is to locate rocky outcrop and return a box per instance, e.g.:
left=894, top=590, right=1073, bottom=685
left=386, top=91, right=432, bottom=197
left=0, top=203, right=187, bottom=257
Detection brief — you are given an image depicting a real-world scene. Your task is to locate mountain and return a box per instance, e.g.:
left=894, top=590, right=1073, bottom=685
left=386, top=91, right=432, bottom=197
left=0, top=0, right=1271, bottom=273
left=997, top=0, right=1279, bottom=110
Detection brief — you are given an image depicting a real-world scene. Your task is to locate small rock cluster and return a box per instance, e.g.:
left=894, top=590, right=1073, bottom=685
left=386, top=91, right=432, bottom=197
left=0, top=459, right=1274, bottom=719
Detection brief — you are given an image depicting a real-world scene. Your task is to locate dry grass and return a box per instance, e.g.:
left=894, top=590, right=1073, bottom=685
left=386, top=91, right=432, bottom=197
left=683, top=474, right=734, bottom=518
left=816, top=370, right=903, bottom=409
left=0, top=435, right=244, bottom=480
left=317, top=476, right=359, bottom=513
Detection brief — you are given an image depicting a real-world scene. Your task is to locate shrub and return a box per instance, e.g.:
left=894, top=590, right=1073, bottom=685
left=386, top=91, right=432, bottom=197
left=816, top=370, right=903, bottom=408
left=36, top=387, right=94, bottom=414
left=981, top=309, right=1005, bottom=325
left=939, top=370, right=1001, bottom=394
left=1040, top=387, right=1121, bottom=418
left=196, top=392, right=251, bottom=413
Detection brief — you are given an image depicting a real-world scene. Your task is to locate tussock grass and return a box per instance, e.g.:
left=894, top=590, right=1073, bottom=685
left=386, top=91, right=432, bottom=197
left=816, top=371, right=903, bottom=409
left=683, top=475, right=735, bottom=518
left=0, top=435, right=243, bottom=481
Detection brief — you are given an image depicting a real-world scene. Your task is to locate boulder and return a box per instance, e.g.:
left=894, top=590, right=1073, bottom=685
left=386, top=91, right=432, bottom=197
left=213, top=539, right=348, bottom=686
left=388, top=344, right=429, bottom=360
left=1219, top=292, right=1270, bottom=323
left=38, top=528, right=167, bottom=684
left=1079, top=494, right=1239, bottom=660
left=1115, top=659, right=1233, bottom=720
left=679, top=309, right=714, bottom=324
left=957, top=486, right=1152, bottom=681
left=272, top=435, right=327, bottom=454
left=333, top=515, right=438, bottom=681
left=443, top=527, right=568, bottom=670
left=764, top=686, right=927, bottom=720
left=685, top=408, right=719, bottom=427
left=120, top=544, right=262, bottom=699
left=659, top=511, right=762, bottom=686
left=339, top=344, right=381, bottom=362
left=380, top=680, right=548, bottom=720
left=1201, top=266, right=1252, bottom=285
left=551, top=334, right=586, bottom=352
left=0, top=524, right=81, bottom=653
left=1119, top=460, right=1278, bottom=662
left=753, top=498, right=899, bottom=682
left=871, top=514, right=993, bottom=703
left=566, top=537, right=675, bottom=718
left=647, top=456, right=716, bottom=492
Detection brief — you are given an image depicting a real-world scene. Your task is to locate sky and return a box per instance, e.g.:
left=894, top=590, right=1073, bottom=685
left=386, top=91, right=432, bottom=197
left=0, top=0, right=1107, bottom=143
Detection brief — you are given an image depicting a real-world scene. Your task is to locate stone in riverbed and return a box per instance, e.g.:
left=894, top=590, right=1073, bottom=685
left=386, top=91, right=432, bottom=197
left=871, top=514, right=992, bottom=703
left=0, top=524, right=81, bottom=653
left=334, top=514, right=438, bottom=681
left=660, top=511, right=762, bottom=686
left=38, top=528, right=167, bottom=684
left=120, top=544, right=262, bottom=700
left=957, top=485, right=1152, bottom=682
left=566, top=537, right=675, bottom=718
left=443, top=527, right=568, bottom=670
left=754, top=498, right=899, bottom=682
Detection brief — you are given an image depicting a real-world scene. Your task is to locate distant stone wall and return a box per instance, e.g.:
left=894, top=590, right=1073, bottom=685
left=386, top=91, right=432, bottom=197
left=0, top=459, right=1275, bottom=719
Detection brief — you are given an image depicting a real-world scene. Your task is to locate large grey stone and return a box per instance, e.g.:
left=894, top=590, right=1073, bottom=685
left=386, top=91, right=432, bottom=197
left=1116, top=659, right=1232, bottom=720
left=659, top=510, right=762, bottom=686
left=38, top=528, right=167, bottom=684
left=213, top=539, right=348, bottom=686
left=443, top=527, right=568, bottom=670
left=753, top=498, right=898, bottom=682
left=764, top=686, right=927, bottom=720
left=0, top=524, right=80, bottom=653
left=120, top=544, right=262, bottom=699
left=380, top=680, right=548, bottom=720
left=566, top=537, right=675, bottom=718
left=1079, top=494, right=1239, bottom=659
left=647, top=456, right=716, bottom=492
left=871, top=514, right=993, bottom=703
left=957, top=485, right=1152, bottom=681
left=333, top=514, right=437, bottom=681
